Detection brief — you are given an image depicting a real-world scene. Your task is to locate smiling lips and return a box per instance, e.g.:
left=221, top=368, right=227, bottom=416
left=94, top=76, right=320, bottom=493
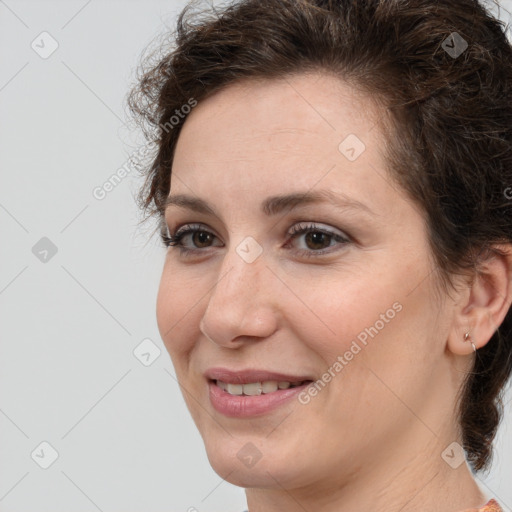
left=205, top=367, right=314, bottom=416
left=205, top=367, right=315, bottom=383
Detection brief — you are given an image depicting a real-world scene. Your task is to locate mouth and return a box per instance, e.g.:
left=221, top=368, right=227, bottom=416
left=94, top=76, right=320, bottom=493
left=211, top=379, right=313, bottom=396
left=204, top=368, right=315, bottom=417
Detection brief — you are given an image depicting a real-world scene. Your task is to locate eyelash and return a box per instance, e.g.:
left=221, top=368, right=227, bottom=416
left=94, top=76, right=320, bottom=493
left=161, top=222, right=351, bottom=259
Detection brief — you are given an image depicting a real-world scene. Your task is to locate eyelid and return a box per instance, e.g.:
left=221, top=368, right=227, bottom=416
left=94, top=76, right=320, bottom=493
left=175, top=222, right=213, bottom=237
left=165, top=219, right=347, bottom=238
left=288, top=221, right=348, bottom=239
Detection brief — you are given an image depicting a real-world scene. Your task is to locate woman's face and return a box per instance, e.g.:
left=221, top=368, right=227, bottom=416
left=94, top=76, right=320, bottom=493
left=156, top=72, right=458, bottom=491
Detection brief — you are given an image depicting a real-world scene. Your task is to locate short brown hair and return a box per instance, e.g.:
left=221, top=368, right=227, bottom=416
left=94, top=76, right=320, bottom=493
left=128, top=0, right=512, bottom=472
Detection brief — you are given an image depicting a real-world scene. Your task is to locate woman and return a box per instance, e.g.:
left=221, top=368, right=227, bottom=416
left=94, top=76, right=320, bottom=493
left=128, top=0, right=512, bottom=510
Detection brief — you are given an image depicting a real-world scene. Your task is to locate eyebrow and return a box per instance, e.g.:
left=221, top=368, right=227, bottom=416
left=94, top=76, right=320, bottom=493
left=163, top=190, right=375, bottom=218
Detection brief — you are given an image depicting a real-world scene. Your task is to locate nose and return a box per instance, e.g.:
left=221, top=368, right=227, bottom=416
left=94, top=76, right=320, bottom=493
left=199, top=242, right=279, bottom=348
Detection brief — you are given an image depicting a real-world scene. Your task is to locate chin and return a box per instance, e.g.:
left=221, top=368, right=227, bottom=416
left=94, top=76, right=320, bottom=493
left=203, top=436, right=306, bottom=489
left=208, top=454, right=291, bottom=488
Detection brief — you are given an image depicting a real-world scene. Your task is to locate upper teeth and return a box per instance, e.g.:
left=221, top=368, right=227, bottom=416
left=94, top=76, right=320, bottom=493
left=216, top=380, right=306, bottom=396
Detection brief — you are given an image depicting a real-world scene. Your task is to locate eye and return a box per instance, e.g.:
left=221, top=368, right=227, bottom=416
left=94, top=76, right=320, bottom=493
left=161, top=223, right=221, bottom=255
left=285, top=222, right=350, bottom=258
left=160, top=221, right=351, bottom=258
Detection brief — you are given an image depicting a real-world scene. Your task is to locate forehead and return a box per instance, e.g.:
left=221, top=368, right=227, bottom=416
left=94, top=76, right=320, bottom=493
left=169, top=72, right=395, bottom=214
left=175, top=72, right=385, bottom=159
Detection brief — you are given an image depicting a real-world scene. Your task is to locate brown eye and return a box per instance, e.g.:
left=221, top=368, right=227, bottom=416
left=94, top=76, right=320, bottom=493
left=287, top=222, right=351, bottom=258
left=192, top=231, right=214, bottom=248
left=304, top=231, right=332, bottom=250
left=163, top=223, right=223, bottom=254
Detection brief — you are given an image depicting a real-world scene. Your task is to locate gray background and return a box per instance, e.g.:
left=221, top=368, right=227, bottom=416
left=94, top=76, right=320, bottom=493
left=0, top=1, right=511, bottom=511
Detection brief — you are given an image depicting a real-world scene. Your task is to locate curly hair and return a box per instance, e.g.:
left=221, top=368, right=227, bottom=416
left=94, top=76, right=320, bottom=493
left=127, top=0, right=512, bottom=472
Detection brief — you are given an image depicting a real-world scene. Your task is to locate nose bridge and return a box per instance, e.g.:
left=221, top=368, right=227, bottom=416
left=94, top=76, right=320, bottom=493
left=214, top=234, right=268, bottom=301
left=200, top=238, right=277, bottom=345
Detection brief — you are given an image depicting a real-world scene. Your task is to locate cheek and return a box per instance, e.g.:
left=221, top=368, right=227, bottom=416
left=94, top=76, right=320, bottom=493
left=286, top=275, right=427, bottom=438
left=156, top=266, right=200, bottom=361
left=301, top=268, right=438, bottom=422
left=285, top=267, right=401, bottom=363
left=286, top=263, right=436, bottom=419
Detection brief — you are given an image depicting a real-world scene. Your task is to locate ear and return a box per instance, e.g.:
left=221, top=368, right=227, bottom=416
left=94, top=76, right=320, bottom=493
left=447, top=244, right=512, bottom=356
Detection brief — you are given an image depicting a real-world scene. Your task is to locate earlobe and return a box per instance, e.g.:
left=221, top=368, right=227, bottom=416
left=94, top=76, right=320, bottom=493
left=447, top=243, right=512, bottom=356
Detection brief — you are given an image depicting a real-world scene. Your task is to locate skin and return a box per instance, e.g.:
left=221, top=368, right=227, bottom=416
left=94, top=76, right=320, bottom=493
left=156, top=72, right=512, bottom=512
